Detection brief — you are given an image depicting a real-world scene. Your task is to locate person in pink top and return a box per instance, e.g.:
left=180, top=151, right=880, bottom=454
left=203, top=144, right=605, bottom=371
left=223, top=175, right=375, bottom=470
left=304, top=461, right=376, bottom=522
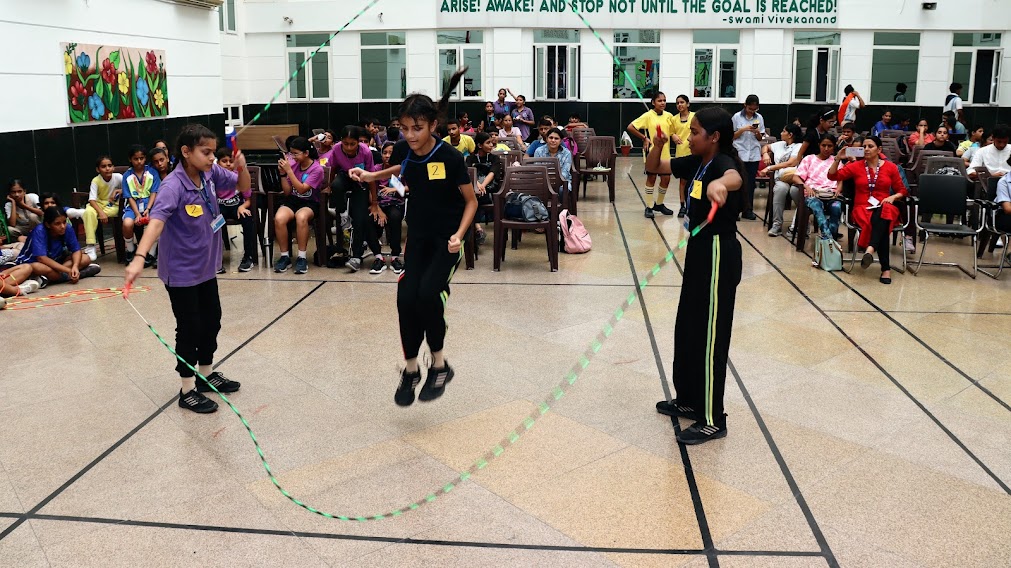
left=794, top=133, right=843, bottom=240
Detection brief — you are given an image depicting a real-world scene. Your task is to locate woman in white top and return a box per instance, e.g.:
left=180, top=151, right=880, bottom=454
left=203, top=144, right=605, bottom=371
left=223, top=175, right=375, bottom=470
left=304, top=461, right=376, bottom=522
left=498, top=114, right=526, bottom=151
left=762, top=124, right=804, bottom=236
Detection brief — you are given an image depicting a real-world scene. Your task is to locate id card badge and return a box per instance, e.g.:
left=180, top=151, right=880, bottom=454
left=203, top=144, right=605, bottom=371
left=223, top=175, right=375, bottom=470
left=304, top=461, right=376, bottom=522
left=210, top=214, right=226, bottom=233
left=690, top=179, right=703, bottom=199
left=389, top=175, right=406, bottom=197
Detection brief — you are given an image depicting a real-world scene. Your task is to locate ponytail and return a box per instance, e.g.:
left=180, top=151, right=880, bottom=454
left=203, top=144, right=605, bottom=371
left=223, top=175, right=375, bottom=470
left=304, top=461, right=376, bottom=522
left=398, top=67, right=468, bottom=126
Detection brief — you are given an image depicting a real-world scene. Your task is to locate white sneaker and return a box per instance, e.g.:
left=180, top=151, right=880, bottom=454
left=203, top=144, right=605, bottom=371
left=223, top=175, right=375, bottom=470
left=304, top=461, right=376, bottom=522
left=0, top=296, right=7, bottom=309
left=84, top=245, right=97, bottom=262
left=18, top=280, right=40, bottom=295
left=904, top=235, right=915, bottom=253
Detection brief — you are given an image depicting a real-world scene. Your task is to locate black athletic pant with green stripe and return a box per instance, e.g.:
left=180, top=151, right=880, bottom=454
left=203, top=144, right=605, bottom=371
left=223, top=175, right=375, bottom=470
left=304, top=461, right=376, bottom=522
left=397, top=235, right=463, bottom=360
left=673, top=232, right=742, bottom=427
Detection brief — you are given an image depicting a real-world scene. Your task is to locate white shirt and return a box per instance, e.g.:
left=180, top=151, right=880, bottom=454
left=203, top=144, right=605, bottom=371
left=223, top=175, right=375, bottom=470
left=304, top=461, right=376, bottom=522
left=769, top=141, right=802, bottom=181
left=969, top=144, right=1011, bottom=175
left=3, top=193, right=40, bottom=219
left=944, top=94, right=964, bottom=114
left=732, top=111, right=765, bottom=162
left=843, top=98, right=860, bottom=123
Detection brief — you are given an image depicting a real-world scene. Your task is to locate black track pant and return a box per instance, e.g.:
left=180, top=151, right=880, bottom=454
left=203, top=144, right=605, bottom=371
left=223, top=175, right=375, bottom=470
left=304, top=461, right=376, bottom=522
left=397, top=235, right=462, bottom=360
left=374, top=203, right=404, bottom=257
left=868, top=208, right=892, bottom=272
left=165, top=278, right=222, bottom=378
left=331, top=174, right=381, bottom=258
left=219, top=202, right=258, bottom=260
left=672, top=233, right=742, bottom=426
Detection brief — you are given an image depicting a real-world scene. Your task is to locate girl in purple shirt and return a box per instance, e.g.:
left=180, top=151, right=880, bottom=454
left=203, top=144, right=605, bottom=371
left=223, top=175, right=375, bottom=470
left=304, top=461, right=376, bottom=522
left=124, top=124, right=251, bottom=414
left=273, top=137, right=325, bottom=275
left=327, top=125, right=383, bottom=272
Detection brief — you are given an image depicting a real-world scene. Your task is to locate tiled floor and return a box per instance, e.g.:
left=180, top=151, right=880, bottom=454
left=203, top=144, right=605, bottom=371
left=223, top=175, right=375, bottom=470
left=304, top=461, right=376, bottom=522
left=2, top=158, right=1009, bottom=567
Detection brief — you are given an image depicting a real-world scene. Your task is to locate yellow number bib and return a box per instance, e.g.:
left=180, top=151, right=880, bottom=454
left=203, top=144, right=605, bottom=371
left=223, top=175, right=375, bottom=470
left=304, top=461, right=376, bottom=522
left=427, top=162, right=446, bottom=180
left=185, top=204, right=204, bottom=217
left=690, top=179, right=703, bottom=200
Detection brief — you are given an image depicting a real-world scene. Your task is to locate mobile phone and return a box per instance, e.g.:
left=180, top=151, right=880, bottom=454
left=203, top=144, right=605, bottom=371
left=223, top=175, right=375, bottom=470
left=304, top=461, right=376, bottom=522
left=846, top=146, right=865, bottom=158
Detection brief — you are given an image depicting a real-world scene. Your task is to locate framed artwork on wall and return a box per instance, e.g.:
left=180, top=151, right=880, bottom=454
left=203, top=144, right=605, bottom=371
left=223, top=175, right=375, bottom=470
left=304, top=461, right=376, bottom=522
left=62, top=42, right=169, bottom=124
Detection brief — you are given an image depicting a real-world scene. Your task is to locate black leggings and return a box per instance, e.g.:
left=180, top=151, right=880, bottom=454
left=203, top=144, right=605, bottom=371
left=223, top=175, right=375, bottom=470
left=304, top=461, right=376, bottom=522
left=331, top=174, right=380, bottom=258
left=165, top=278, right=222, bottom=378
left=374, top=203, right=404, bottom=256
left=219, top=201, right=258, bottom=260
left=397, top=235, right=462, bottom=360
left=868, top=208, right=892, bottom=272
left=673, top=233, right=742, bottom=427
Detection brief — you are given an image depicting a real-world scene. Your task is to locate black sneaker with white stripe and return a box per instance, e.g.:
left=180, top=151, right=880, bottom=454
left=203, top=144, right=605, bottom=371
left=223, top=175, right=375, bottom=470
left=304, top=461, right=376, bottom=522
left=179, top=389, right=218, bottom=413
left=196, top=371, right=241, bottom=393
left=676, top=418, right=727, bottom=445
left=655, top=399, right=698, bottom=420
left=418, top=362, right=454, bottom=402
left=395, top=368, right=422, bottom=406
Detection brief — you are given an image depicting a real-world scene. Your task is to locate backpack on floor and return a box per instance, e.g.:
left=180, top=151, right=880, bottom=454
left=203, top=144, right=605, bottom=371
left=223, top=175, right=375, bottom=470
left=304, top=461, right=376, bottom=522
left=558, top=209, right=591, bottom=254
left=504, top=191, right=549, bottom=222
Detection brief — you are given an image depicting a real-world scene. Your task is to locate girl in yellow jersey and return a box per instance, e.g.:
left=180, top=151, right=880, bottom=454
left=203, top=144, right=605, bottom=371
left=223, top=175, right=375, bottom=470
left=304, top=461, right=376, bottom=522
left=671, top=95, right=695, bottom=218
left=628, top=92, right=676, bottom=218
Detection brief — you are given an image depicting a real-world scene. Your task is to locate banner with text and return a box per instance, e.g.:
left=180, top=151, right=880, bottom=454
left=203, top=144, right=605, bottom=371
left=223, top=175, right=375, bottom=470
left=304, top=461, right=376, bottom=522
left=439, top=0, right=837, bottom=29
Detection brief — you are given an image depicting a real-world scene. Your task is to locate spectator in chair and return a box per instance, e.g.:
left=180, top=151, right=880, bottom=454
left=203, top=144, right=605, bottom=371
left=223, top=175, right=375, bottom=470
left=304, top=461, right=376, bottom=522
left=272, top=137, right=325, bottom=276
left=442, top=118, right=476, bottom=157
left=907, top=119, right=935, bottom=149
left=995, top=167, right=1011, bottom=233
left=969, top=124, right=1011, bottom=180
left=327, top=126, right=384, bottom=272
left=928, top=125, right=958, bottom=153
left=872, top=111, right=893, bottom=137
left=941, top=111, right=966, bottom=136
left=80, top=157, right=123, bottom=260
left=527, top=117, right=555, bottom=157
left=795, top=133, right=844, bottom=243
left=533, top=127, right=574, bottom=204
left=762, top=124, right=805, bottom=237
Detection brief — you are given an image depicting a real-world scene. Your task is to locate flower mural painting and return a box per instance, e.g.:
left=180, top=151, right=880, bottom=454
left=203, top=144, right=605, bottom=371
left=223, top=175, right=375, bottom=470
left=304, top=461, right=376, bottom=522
left=62, top=42, right=168, bottom=124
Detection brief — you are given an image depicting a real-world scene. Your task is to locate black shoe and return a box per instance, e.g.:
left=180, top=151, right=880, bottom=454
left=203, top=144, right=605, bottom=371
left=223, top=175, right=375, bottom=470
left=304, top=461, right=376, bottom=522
left=391, top=257, right=405, bottom=275
left=741, top=211, right=758, bottom=220
left=644, top=207, right=655, bottom=219
left=144, top=255, right=155, bottom=269
left=80, top=264, right=102, bottom=278
left=37, top=275, right=49, bottom=289
left=294, top=256, right=309, bottom=275
left=274, top=255, right=292, bottom=273
left=677, top=204, right=687, bottom=218
left=369, top=257, right=387, bottom=275
left=418, top=362, right=454, bottom=402
left=653, top=203, right=675, bottom=216
left=676, top=419, right=727, bottom=445
left=879, top=276, right=892, bottom=285
left=238, top=256, right=254, bottom=272
left=196, top=371, right=241, bottom=393
left=179, top=389, right=218, bottom=413
left=861, top=252, right=873, bottom=269
left=655, top=399, right=698, bottom=419
left=395, top=368, right=422, bottom=406
left=216, top=266, right=226, bottom=275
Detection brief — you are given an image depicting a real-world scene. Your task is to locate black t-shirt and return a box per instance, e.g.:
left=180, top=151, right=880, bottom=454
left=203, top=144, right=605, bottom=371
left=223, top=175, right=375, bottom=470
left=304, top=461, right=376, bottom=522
left=392, top=139, right=470, bottom=237
left=466, top=152, right=498, bottom=182
left=929, top=140, right=958, bottom=153
left=803, top=128, right=824, bottom=156
left=669, top=153, right=741, bottom=236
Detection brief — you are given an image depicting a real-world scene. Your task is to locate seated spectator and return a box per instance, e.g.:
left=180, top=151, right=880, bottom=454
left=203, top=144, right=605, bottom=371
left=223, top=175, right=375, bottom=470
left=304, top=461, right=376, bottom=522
left=872, top=110, right=893, bottom=136
left=386, top=126, right=402, bottom=143
left=152, top=139, right=176, bottom=169
left=533, top=127, right=574, bottom=202
left=488, top=131, right=511, bottom=152
left=459, top=113, right=476, bottom=135
left=526, top=117, right=555, bottom=156
left=273, top=136, right=325, bottom=275
left=6, top=206, right=100, bottom=289
left=762, top=124, right=805, bottom=236
left=996, top=168, right=1011, bottom=233
left=4, top=179, right=43, bottom=240
left=927, top=126, right=958, bottom=153
left=566, top=113, right=589, bottom=131
left=40, top=193, right=84, bottom=221
left=148, top=147, right=171, bottom=181
left=359, top=119, right=380, bottom=149
left=370, top=142, right=404, bottom=275
left=895, top=115, right=911, bottom=131
left=212, top=147, right=257, bottom=273
left=963, top=132, right=991, bottom=167
left=795, top=134, right=843, bottom=242
left=466, top=132, right=499, bottom=245
left=81, top=156, right=123, bottom=261
left=317, top=130, right=336, bottom=167
left=802, top=110, right=836, bottom=157
left=122, top=145, right=160, bottom=264
left=482, top=102, right=497, bottom=134
left=493, top=112, right=506, bottom=134
left=969, top=124, right=1011, bottom=180
left=836, top=122, right=857, bottom=150
left=327, top=126, right=382, bottom=273
left=828, top=136, right=908, bottom=284
left=511, top=95, right=535, bottom=142
left=957, top=125, right=984, bottom=158
left=0, top=261, right=40, bottom=302
left=908, top=119, right=934, bottom=149
left=499, top=114, right=526, bottom=151
left=942, top=111, right=966, bottom=136
left=443, top=118, right=476, bottom=156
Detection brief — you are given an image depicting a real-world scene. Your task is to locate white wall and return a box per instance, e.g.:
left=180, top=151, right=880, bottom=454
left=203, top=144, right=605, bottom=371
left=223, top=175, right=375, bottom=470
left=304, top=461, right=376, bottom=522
left=0, top=0, right=224, bottom=134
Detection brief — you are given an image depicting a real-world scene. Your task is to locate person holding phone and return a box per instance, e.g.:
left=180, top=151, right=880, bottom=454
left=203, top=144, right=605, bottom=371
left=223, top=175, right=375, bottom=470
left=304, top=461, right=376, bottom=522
left=731, top=95, right=765, bottom=220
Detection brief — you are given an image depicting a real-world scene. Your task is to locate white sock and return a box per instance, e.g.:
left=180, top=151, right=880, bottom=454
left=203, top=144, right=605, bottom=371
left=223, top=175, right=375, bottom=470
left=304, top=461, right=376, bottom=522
left=181, top=377, right=196, bottom=393
left=198, top=364, right=213, bottom=378
left=280, top=252, right=289, bottom=258
left=126, top=240, right=136, bottom=252
left=644, top=184, right=655, bottom=207
left=297, top=250, right=306, bottom=259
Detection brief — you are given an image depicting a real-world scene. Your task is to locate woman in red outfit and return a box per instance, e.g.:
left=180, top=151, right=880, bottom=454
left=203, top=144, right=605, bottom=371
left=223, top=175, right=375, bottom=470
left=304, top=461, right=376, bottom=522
left=828, top=136, right=908, bottom=284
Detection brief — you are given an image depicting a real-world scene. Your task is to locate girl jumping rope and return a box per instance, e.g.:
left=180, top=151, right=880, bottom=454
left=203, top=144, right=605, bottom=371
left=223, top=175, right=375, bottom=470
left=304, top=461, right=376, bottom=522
left=646, top=107, right=745, bottom=445
left=351, top=69, right=477, bottom=406
left=124, top=124, right=251, bottom=414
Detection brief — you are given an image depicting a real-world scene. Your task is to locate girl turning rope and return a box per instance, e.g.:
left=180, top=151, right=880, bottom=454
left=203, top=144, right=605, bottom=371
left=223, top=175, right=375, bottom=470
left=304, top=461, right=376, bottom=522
left=646, top=107, right=745, bottom=445
left=351, top=69, right=477, bottom=407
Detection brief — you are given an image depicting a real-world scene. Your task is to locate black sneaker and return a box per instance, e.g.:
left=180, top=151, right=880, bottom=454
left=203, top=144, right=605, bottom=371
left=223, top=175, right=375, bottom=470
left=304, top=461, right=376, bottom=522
left=369, top=257, right=387, bottom=274
left=274, top=255, right=292, bottom=273
left=179, top=389, right=218, bottom=413
left=677, top=204, right=687, bottom=218
left=655, top=399, right=698, bottom=419
left=294, top=256, right=309, bottom=275
left=391, top=257, right=405, bottom=275
left=196, top=371, right=241, bottom=393
left=238, top=256, right=254, bottom=272
left=216, top=266, right=226, bottom=275
left=395, top=368, right=422, bottom=406
left=37, top=275, right=49, bottom=289
left=144, top=255, right=155, bottom=269
left=419, top=362, right=454, bottom=402
left=741, top=211, right=758, bottom=221
left=653, top=203, right=675, bottom=216
left=80, top=264, right=102, bottom=278
left=644, top=206, right=655, bottom=219
left=676, top=419, right=727, bottom=445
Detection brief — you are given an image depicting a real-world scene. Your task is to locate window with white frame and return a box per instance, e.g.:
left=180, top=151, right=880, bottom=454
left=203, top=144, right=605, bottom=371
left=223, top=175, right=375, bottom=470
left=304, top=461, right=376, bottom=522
left=361, top=32, right=407, bottom=101
left=612, top=30, right=660, bottom=99
left=692, top=31, right=739, bottom=100
left=533, top=30, right=580, bottom=101
left=285, top=34, right=331, bottom=101
left=870, top=32, right=920, bottom=103
left=218, top=0, right=235, bottom=33
left=793, top=32, right=840, bottom=103
left=952, top=33, right=1003, bottom=104
left=223, top=105, right=242, bottom=129
left=438, top=31, right=483, bottom=100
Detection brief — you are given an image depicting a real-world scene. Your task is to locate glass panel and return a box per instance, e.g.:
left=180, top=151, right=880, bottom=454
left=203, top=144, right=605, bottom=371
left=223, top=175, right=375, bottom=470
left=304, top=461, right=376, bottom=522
left=613, top=30, right=660, bottom=44
left=534, top=30, right=580, bottom=43
left=952, top=51, right=973, bottom=101
left=310, top=50, right=329, bottom=99
left=693, top=30, right=740, bottom=44
left=613, top=45, right=660, bottom=99
left=360, top=32, right=406, bottom=46
left=556, top=46, right=569, bottom=99
left=794, top=49, right=813, bottom=100
left=954, top=33, right=1002, bottom=47
left=361, top=48, right=407, bottom=99
left=569, top=46, right=579, bottom=99
left=226, top=0, right=235, bottom=31
left=870, top=49, right=918, bottom=102
left=439, top=49, right=458, bottom=98
left=829, top=48, right=840, bottom=101
left=287, top=52, right=306, bottom=99
left=437, top=30, right=483, bottom=44
left=218, top=4, right=224, bottom=31
left=693, top=48, right=713, bottom=99
left=547, top=46, right=557, bottom=99
left=463, top=48, right=482, bottom=97
left=873, top=32, right=920, bottom=46
left=993, top=54, right=1001, bottom=103
left=535, top=47, right=545, bottom=100
left=287, top=34, right=331, bottom=48
left=972, top=49, right=997, bottom=104
left=718, top=48, right=737, bottom=99
left=794, top=31, right=840, bottom=45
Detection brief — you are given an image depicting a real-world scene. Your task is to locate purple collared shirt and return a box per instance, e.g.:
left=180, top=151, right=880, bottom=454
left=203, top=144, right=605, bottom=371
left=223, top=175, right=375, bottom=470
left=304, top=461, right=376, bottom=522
left=150, top=163, right=238, bottom=287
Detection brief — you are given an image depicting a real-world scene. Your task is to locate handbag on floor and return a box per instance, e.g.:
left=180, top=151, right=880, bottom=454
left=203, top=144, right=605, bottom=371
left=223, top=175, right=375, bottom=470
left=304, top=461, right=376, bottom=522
left=813, top=238, right=842, bottom=272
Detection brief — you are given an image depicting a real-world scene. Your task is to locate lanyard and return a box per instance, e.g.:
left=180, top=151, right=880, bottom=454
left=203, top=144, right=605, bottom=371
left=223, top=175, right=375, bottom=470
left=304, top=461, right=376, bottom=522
left=195, top=174, right=217, bottom=214
left=686, top=158, right=715, bottom=212
left=865, top=160, right=881, bottom=193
